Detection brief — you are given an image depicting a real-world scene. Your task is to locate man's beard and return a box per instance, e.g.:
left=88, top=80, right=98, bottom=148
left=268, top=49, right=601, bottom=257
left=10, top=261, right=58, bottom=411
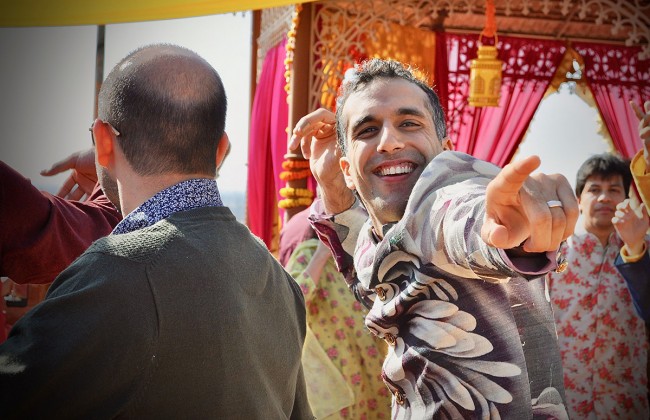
left=96, top=164, right=121, bottom=214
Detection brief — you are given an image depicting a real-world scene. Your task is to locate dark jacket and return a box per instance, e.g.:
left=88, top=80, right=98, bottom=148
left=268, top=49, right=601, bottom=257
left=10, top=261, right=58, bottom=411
left=0, top=207, right=311, bottom=419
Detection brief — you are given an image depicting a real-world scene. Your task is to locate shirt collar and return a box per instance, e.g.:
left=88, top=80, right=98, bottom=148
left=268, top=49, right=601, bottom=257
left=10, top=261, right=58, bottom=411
left=112, top=178, right=222, bottom=235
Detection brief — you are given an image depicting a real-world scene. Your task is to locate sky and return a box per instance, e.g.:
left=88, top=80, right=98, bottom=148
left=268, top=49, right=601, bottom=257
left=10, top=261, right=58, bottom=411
left=0, top=12, right=613, bottom=214
left=0, top=13, right=252, bottom=194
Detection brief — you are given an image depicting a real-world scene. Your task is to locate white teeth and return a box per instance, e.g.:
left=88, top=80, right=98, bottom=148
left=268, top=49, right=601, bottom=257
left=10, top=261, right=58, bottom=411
left=379, top=164, right=413, bottom=176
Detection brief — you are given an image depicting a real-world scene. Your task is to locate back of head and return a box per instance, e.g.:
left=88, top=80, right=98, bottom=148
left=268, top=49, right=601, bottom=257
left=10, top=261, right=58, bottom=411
left=575, top=153, right=631, bottom=197
left=335, top=58, right=447, bottom=155
left=98, top=44, right=227, bottom=176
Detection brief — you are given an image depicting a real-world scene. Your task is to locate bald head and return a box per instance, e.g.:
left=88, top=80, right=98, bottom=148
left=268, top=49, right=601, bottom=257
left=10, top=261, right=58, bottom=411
left=98, top=44, right=227, bottom=176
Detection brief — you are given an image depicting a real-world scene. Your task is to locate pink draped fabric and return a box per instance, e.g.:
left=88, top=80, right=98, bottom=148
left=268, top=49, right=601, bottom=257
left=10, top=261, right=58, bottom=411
left=573, top=42, right=650, bottom=159
left=247, top=39, right=289, bottom=248
left=444, top=33, right=566, bottom=167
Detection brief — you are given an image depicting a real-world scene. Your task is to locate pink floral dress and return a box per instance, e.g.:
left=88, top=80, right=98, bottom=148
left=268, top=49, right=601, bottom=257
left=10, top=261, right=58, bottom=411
left=287, top=238, right=390, bottom=419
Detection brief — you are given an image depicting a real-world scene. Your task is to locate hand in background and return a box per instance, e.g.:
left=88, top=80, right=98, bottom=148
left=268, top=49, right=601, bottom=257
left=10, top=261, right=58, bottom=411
left=40, top=148, right=97, bottom=201
left=613, top=197, right=649, bottom=256
left=631, top=100, right=650, bottom=170
left=289, top=108, right=355, bottom=214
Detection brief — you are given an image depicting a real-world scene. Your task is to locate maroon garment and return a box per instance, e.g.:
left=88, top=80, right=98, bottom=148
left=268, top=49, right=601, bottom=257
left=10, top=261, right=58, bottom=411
left=0, top=162, right=122, bottom=284
left=278, top=208, right=316, bottom=267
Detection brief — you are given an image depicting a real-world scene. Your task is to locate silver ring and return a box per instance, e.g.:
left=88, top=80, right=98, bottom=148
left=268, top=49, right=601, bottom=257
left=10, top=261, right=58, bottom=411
left=547, top=200, right=563, bottom=208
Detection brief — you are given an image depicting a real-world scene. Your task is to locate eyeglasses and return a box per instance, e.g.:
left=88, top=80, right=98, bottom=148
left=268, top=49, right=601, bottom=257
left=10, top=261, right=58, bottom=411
left=89, top=120, right=121, bottom=145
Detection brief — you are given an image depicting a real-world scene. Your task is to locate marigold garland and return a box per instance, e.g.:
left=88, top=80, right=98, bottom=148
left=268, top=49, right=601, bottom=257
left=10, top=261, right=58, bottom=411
left=278, top=197, right=313, bottom=209
left=284, top=4, right=302, bottom=99
left=280, top=187, right=314, bottom=198
left=279, top=168, right=312, bottom=181
left=282, top=159, right=310, bottom=170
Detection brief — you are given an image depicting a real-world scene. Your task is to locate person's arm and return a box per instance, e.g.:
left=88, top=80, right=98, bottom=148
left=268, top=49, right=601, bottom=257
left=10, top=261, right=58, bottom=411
left=398, top=152, right=577, bottom=280
left=613, top=197, right=650, bottom=322
left=289, top=108, right=356, bottom=215
left=615, top=250, right=650, bottom=322
left=630, top=100, right=650, bottom=213
left=0, top=161, right=121, bottom=284
left=290, top=108, right=373, bottom=303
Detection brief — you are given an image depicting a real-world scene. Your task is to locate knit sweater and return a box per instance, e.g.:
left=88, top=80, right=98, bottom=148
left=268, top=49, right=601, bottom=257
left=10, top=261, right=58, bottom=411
left=0, top=206, right=311, bottom=419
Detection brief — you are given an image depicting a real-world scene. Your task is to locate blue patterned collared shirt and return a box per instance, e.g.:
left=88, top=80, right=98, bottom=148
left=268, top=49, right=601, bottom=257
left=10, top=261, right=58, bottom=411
left=112, top=178, right=223, bottom=235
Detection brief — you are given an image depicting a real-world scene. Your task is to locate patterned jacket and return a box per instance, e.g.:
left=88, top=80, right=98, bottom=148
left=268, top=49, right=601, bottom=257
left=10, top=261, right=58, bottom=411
left=312, top=151, right=568, bottom=419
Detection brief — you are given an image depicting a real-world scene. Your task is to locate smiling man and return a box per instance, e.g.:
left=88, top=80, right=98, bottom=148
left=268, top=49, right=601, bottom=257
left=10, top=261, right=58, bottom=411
left=291, top=59, right=578, bottom=418
left=548, top=153, right=650, bottom=419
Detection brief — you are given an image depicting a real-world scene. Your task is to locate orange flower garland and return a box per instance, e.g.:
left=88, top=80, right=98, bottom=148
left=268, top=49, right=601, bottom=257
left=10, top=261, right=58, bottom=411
left=279, top=168, right=312, bottom=181
left=282, top=159, right=310, bottom=170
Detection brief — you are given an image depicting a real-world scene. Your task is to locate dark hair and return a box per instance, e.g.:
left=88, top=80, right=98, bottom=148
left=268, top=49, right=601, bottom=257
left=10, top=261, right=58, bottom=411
left=98, top=44, right=227, bottom=176
left=575, top=153, right=631, bottom=197
left=335, top=58, right=447, bottom=155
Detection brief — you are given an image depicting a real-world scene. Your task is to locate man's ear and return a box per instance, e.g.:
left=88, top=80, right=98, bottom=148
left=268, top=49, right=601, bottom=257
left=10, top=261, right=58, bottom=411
left=442, top=137, right=454, bottom=151
left=216, top=132, right=230, bottom=170
left=94, top=120, right=115, bottom=168
left=339, top=157, right=356, bottom=190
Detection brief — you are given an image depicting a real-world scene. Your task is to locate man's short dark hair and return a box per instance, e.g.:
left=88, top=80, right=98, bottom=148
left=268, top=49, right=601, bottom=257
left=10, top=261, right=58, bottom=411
left=98, top=44, right=227, bottom=176
left=335, top=58, right=447, bottom=155
left=575, top=153, right=632, bottom=197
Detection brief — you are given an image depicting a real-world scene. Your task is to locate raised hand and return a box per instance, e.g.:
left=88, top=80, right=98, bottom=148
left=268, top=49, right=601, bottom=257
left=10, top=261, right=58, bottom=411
left=289, top=108, right=355, bottom=214
left=40, top=148, right=97, bottom=201
left=631, top=100, right=650, bottom=168
left=613, top=197, right=649, bottom=256
left=481, top=155, right=579, bottom=253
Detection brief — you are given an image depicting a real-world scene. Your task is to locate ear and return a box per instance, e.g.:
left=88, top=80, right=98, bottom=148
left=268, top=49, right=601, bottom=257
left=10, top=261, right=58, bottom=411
left=339, top=156, right=356, bottom=190
left=216, top=132, right=230, bottom=170
left=442, top=137, right=454, bottom=151
left=93, top=120, right=115, bottom=168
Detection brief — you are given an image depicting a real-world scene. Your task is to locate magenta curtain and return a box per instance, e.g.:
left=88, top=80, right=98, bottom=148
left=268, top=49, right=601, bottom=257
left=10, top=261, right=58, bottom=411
left=443, top=33, right=566, bottom=167
left=573, top=42, right=650, bottom=159
left=247, top=39, right=289, bottom=248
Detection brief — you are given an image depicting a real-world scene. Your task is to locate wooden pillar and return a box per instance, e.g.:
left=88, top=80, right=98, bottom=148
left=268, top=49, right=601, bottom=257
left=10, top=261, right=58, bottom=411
left=94, top=25, right=105, bottom=119
left=287, top=2, right=312, bottom=155
left=250, top=10, right=261, bottom=115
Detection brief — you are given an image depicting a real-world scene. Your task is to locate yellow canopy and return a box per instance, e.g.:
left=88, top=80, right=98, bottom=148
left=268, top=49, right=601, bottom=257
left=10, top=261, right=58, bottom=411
left=0, top=0, right=316, bottom=27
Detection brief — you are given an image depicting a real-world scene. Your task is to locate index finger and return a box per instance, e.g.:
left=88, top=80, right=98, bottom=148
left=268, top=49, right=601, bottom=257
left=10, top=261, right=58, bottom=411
left=488, top=155, right=541, bottom=198
left=289, top=109, right=336, bottom=148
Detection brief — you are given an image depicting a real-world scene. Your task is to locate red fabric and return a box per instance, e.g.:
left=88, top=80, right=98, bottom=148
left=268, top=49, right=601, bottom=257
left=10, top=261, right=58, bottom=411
left=0, top=162, right=122, bottom=284
left=246, top=39, right=289, bottom=247
left=444, top=33, right=565, bottom=167
left=573, top=42, right=650, bottom=159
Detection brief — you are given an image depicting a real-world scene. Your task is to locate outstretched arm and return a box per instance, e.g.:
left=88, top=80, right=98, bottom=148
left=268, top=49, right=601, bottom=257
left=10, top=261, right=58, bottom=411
left=0, top=155, right=121, bottom=284
left=481, top=155, right=579, bottom=253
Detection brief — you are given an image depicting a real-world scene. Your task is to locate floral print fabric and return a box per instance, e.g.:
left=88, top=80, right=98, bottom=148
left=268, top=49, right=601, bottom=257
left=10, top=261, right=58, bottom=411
left=287, top=239, right=390, bottom=419
left=548, top=232, right=649, bottom=419
left=113, top=178, right=222, bottom=235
